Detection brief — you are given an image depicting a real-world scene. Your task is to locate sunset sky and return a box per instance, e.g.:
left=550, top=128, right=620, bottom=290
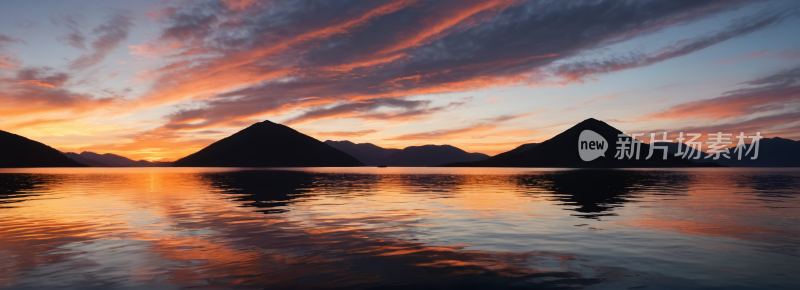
left=1, top=0, right=799, bottom=161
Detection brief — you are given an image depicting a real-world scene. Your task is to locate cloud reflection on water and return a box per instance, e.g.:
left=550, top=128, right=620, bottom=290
left=0, top=168, right=798, bottom=289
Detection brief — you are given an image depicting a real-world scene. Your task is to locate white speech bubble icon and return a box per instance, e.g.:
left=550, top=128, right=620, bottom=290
left=578, top=130, right=608, bottom=162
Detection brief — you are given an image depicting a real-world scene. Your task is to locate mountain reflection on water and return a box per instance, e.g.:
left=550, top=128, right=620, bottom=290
left=0, top=167, right=798, bottom=289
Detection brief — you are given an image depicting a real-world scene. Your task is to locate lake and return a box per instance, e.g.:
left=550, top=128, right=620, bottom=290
left=0, top=167, right=798, bottom=289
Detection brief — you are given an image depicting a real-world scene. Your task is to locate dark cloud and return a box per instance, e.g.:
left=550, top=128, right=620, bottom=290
left=160, top=6, right=219, bottom=42
left=60, top=33, right=88, bottom=50
left=68, top=12, right=134, bottom=70
left=741, top=66, right=800, bottom=87
left=0, top=33, right=25, bottom=46
left=283, top=98, right=432, bottom=125
left=550, top=10, right=789, bottom=82
left=50, top=13, right=88, bottom=49
left=134, top=0, right=791, bottom=133
left=14, top=67, right=70, bottom=87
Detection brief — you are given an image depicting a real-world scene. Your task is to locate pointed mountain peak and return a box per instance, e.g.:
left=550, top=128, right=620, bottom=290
left=445, top=118, right=695, bottom=168
left=173, top=121, right=363, bottom=167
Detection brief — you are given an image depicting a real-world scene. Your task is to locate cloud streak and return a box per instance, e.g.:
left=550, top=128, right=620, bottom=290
left=130, top=0, right=770, bottom=135
left=714, top=49, right=768, bottom=65
left=0, top=67, right=115, bottom=117
left=0, top=33, right=25, bottom=46
left=68, top=12, right=133, bottom=70
left=315, top=129, right=378, bottom=138
left=387, top=110, right=542, bottom=140
left=550, top=11, right=788, bottom=83
left=6, top=0, right=795, bottom=160
left=646, top=65, right=800, bottom=121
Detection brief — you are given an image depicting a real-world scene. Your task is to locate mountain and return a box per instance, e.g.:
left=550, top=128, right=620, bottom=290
left=0, top=130, right=87, bottom=168
left=79, top=151, right=133, bottom=166
left=444, top=118, right=698, bottom=168
left=324, top=140, right=400, bottom=165
left=704, top=137, right=799, bottom=167
left=653, top=137, right=799, bottom=167
left=62, top=151, right=173, bottom=167
left=325, top=141, right=490, bottom=166
left=454, top=143, right=540, bottom=167
left=380, top=145, right=490, bottom=167
left=173, top=120, right=364, bottom=167
left=63, top=152, right=114, bottom=167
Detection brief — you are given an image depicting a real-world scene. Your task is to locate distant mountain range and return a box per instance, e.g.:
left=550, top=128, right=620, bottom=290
left=173, top=120, right=363, bottom=167
left=325, top=141, right=489, bottom=166
left=62, top=152, right=173, bottom=167
left=324, top=141, right=400, bottom=165
left=445, top=118, right=706, bottom=168
left=0, top=130, right=86, bottom=168
left=653, top=137, right=799, bottom=167
left=382, top=145, right=489, bottom=167
left=2, top=119, right=798, bottom=168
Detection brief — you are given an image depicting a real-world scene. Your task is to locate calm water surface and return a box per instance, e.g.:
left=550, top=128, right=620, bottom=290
left=0, top=167, right=798, bottom=289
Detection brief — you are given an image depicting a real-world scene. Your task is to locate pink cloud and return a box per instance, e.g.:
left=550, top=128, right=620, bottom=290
left=766, top=48, right=800, bottom=60
left=713, top=49, right=767, bottom=65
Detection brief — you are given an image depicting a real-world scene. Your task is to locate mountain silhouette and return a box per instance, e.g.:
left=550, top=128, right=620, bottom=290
left=449, top=143, right=540, bottom=167
left=444, top=118, right=697, bottom=168
left=325, top=141, right=488, bottom=166
left=0, top=130, right=87, bottom=168
left=380, top=145, right=489, bottom=167
left=81, top=151, right=135, bottom=166
left=173, top=120, right=364, bottom=167
left=324, top=140, right=400, bottom=165
left=63, top=151, right=173, bottom=167
left=701, top=137, right=799, bottom=167
left=63, top=152, right=114, bottom=167
left=652, top=137, right=798, bottom=167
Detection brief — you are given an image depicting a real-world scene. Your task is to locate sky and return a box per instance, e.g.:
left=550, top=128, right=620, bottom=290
left=1, top=0, right=799, bottom=161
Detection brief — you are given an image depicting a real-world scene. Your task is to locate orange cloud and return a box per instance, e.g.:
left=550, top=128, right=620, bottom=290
left=17, top=80, right=55, bottom=87
left=644, top=67, right=800, bottom=121
left=315, top=129, right=379, bottom=138
left=0, top=86, right=114, bottom=117
left=2, top=118, right=74, bottom=130
left=136, top=0, right=417, bottom=108
left=0, top=56, right=18, bottom=68
left=376, top=0, right=526, bottom=56
left=4, top=0, right=772, bottom=161
left=386, top=124, right=496, bottom=141
left=128, top=40, right=183, bottom=59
